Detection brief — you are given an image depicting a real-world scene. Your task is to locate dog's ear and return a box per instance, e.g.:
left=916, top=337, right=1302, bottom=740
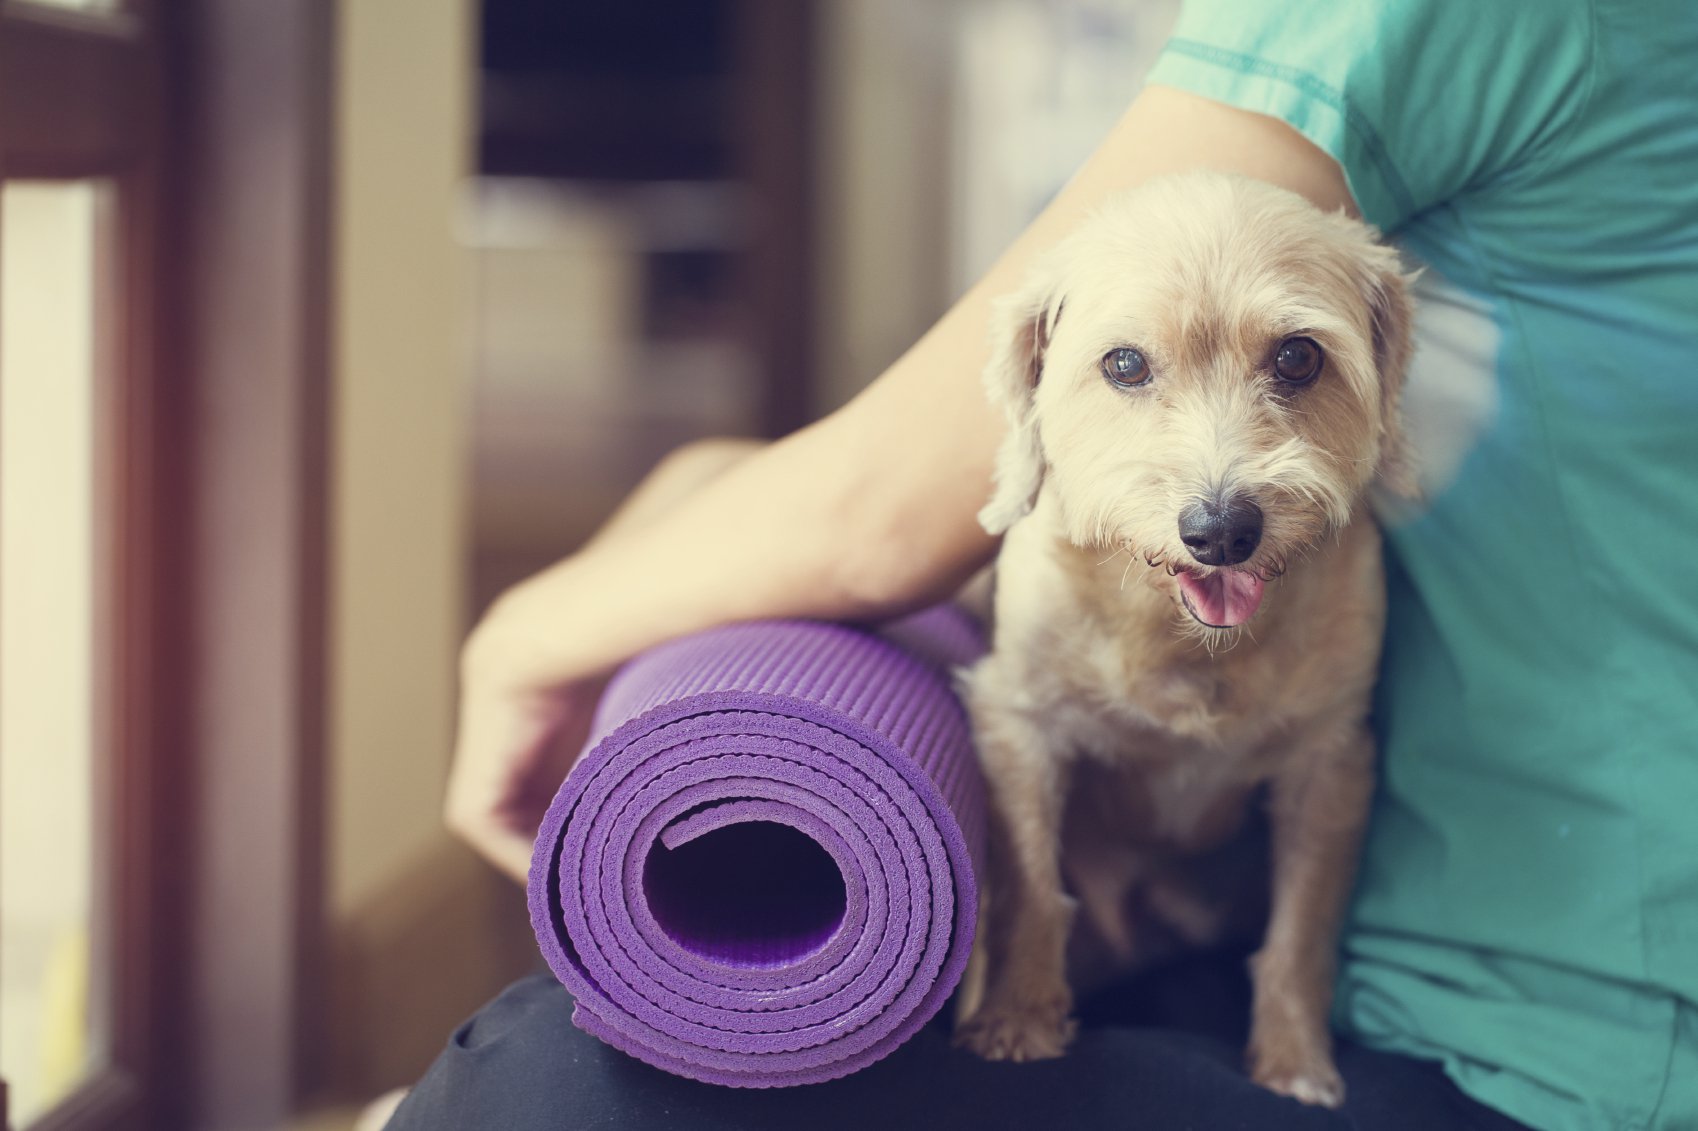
left=1358, top=244, right=1420, bottom=501
left=977, top=268, right=1064, bottom=534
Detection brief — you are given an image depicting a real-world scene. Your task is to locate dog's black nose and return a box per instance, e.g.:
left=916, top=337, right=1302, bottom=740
left=1178, top=497, right=1263, bottom=566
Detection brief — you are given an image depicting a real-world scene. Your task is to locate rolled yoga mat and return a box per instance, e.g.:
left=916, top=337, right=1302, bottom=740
left=527, top=607, right=987, bottom=1087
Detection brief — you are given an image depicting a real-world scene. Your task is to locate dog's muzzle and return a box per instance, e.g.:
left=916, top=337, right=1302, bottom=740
left=1175, top=495, right=1267, bottom=628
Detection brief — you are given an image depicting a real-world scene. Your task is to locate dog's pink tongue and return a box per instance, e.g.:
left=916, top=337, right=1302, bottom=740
left=1178, top=570, right=1266, bottom=627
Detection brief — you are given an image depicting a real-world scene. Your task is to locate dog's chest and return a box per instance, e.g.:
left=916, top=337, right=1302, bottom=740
left=1075, top=631, right=1273, bottom=750
left=1053, top=644, right=1279, bottom=851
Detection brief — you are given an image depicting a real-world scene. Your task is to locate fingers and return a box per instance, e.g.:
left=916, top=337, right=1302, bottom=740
left=476, top=824, right=535, bottom=886
left=446, top=677, right=574, bottom=881
left=443, top=728, right=537, bottom=881
left=445, top=783, right=539, bottom=884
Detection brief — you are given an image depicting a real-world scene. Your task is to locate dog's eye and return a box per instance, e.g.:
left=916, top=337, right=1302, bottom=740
left=1101, top=347, right=1151, bottom=389
left=1273, top=337, right=1324, bottom=385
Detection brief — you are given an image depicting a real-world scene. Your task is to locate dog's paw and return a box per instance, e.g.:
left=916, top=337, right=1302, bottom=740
left=954, top=1000, right=1078, bottom=1062
left=1251, top=1052, right=1346, bottom=1109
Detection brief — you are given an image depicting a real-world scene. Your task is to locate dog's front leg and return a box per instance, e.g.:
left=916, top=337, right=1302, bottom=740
left=1248, top=725, right=1375, bottom=1108
left=954, top=692, right=1077, bottom=1061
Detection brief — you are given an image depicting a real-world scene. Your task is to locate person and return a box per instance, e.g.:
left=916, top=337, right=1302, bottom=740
left=395, top=0, right=1698, bottom=1127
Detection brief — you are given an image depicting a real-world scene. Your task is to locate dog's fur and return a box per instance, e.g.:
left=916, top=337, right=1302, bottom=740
left=952, top=172, right=1414, bottom=1108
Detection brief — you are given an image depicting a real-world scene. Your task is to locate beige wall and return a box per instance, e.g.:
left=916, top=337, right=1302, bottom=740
left=328, top=0, right=536, bottom=1099
left=814, top=0, right=960, bottom=414
left=330, top=0, right=470, bottom=919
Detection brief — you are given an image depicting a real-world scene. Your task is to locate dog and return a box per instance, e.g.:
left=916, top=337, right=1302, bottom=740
left=951, top=172, right=1414, bottom=1109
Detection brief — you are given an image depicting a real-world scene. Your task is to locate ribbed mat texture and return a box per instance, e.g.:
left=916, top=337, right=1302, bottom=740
left=527, top=607, right=987, bottom=1086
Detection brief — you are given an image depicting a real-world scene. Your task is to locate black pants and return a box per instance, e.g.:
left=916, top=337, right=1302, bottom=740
left=386, top=954, right=1533, bottom=1131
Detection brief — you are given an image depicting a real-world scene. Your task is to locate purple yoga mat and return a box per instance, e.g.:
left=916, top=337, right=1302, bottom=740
left=527, top=607, right=987, bottom=1087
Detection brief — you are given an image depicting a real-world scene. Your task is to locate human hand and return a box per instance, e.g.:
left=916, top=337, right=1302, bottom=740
left=444, top=603, right=611, bottom=883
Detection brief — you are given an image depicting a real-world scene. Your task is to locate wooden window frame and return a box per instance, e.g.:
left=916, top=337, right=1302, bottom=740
left=1, top=2, right=333, bottom=1128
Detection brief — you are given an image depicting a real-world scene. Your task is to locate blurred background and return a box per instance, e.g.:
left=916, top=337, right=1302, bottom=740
left=0, top=0, right=1175, bottom=1127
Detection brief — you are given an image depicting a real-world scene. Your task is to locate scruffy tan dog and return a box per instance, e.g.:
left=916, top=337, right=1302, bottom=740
left=952, top=172, right=1414, bottom=1109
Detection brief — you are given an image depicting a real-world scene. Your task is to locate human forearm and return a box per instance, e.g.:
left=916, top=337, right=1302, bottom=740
left=461, top=413, right=974, bottom=695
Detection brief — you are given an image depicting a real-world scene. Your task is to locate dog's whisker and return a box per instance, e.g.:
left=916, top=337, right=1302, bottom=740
left=1097, top=544, right=1130, bottom=568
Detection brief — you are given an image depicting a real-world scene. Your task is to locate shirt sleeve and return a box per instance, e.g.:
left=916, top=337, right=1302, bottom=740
left=1144, top=0, right=1595, bottom=231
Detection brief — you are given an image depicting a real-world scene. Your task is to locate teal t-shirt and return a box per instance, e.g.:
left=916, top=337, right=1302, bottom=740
left=1148, top=3, right=1698, bottom=1129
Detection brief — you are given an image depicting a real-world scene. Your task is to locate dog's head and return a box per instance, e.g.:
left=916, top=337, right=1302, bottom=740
left=978, top=173, right=1414, bottom=630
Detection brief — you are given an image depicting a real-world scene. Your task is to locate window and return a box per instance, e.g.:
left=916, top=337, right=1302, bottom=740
left=0, top=178, right=102, bottom=1130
